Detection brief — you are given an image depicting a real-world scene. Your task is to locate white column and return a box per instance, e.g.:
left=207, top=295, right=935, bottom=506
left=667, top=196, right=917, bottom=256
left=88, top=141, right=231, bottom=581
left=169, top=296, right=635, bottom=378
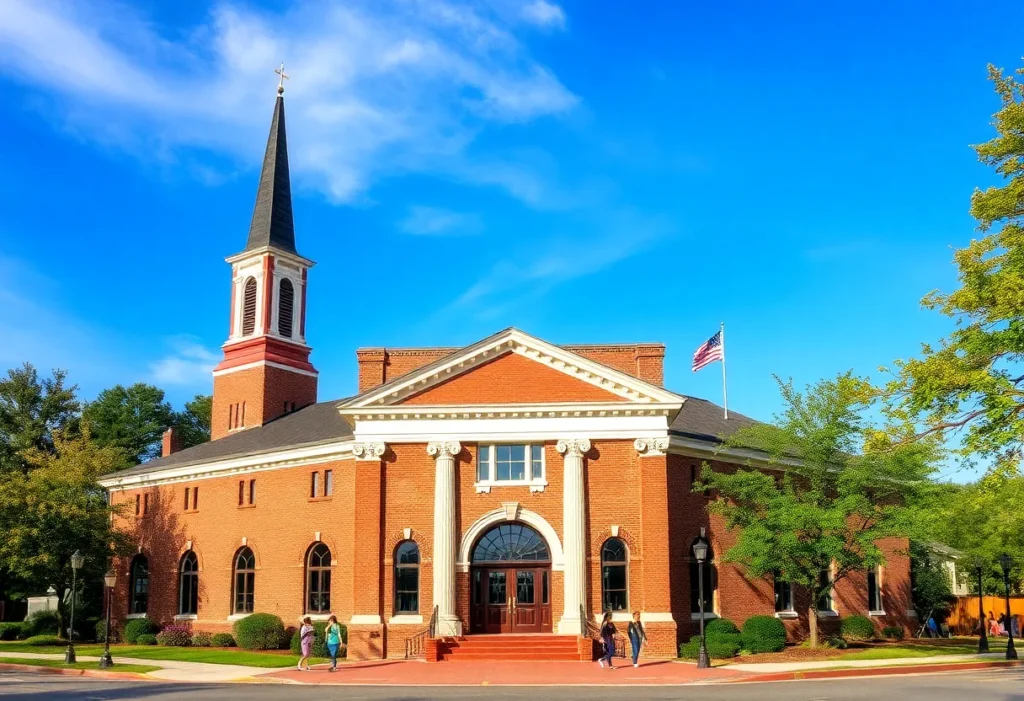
left=557, top=438, right=590, bottom=635
left=427, top=441, right=462, bottom=637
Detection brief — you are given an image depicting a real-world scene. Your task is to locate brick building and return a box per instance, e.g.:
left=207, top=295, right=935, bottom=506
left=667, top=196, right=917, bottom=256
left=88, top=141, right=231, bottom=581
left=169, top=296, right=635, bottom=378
left=98, top=88, right=913, bottom=660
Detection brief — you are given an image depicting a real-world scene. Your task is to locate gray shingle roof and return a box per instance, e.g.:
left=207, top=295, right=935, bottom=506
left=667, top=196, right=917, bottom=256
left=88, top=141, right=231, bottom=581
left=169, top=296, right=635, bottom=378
left=245, top=95, right=296, bottom=254
left=670, top=396, right=759, bottom=443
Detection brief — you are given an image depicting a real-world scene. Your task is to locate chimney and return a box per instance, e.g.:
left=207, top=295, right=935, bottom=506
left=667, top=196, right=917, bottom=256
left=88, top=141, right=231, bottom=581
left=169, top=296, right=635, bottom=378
left=162, top=427, right=182, bottom=458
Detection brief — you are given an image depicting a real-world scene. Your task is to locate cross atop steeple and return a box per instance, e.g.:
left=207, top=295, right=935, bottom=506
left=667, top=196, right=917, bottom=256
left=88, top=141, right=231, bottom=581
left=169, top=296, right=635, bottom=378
left=275, top=63, right=289, bottom=95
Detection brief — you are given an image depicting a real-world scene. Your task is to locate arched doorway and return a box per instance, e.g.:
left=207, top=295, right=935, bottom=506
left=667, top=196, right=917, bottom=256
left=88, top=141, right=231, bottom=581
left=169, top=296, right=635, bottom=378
left=469, top=522, right=553, bottom=634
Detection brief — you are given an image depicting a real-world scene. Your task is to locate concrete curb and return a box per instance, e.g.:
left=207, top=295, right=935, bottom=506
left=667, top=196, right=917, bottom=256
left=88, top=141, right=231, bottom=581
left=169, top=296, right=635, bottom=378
left=0, top=662, right=155, bottom=681
left=728, top=658, right=1023, bottom=683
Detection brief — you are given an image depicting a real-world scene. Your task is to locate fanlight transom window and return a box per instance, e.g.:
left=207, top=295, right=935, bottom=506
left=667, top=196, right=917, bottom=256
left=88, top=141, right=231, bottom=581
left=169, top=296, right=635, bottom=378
left=472, top=523, right=550, bottom=563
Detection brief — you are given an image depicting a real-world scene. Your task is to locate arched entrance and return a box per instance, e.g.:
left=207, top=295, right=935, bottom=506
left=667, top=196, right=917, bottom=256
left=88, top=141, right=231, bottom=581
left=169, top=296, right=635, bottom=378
left=469, top=522, right=553, bottom=634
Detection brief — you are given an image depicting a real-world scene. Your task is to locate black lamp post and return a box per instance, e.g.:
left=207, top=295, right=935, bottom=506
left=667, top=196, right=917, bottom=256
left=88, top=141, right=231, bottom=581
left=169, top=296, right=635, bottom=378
left=974, top=560, right=989, bottom=654
left=64, top=550, right=84, bottom=664
left=692, top=529, right=710, bottom=669
left=999, top=554, right=1017, bottom=661
left=99, top=570, right=116, bottom=668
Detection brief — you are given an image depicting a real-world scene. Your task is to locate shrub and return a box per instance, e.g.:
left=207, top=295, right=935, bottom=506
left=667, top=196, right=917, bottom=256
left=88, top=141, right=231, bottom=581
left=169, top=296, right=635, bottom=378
left=156, top=625, right=192, bottom=647
left=23, top=610, right=60, bottom=638
left=290, top=621, right=334, bottom=658
left=24, top=634, right=62, bottom=646
left=123, top=618, right=160, bottom=644
left=211, top=633, right=236, bottom=648
left=741, top=615, right=787, bottom=653
left=0, top=622, right=23, bottom=641
left=840, top=615, right=876, bottom=643
left=233, top=613, right=286, bottom=651
left=191, top=631, right=212, bottom=647
left=823, top=635, right=848, bottom=649
left=679, top=634, right=742, bottom=660
left=137, top=634, right=158, bottom=645
left=704, top=618, right=740, bottom=638
left=881, top=625, right=905, bottom=641
left=94, top=619, right=120, bottom=644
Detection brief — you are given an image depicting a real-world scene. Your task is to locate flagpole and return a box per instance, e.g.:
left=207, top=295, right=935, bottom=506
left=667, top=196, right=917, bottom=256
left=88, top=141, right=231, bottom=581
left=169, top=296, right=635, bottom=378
left=720, top=322, right=729, bottom=420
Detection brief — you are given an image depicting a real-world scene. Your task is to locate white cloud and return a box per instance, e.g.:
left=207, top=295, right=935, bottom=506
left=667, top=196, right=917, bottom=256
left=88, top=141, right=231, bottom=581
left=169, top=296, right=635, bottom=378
left=400, top=205, right=484, bottom=236
left=0, top=0, right=578, bottom=203
left=521, top=1, right=566, bottom=30
left=150, top=338, right=219, bottom=387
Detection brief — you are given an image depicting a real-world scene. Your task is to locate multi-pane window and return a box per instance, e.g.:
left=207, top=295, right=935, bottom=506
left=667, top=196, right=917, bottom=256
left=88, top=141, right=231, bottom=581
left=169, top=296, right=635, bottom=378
left=476, top=444, right=546, bottom=485
left=867, top=566, right=883, bottom=612
left=773, top=572, right=793, bottom=612
left=233, top=547, right=255, bottom=614
left=306, top=543, right=331, bottom=613
left=178, top=551, right=199, bottom=616
left=394, top=541, right=420, bottom=613
left=818, top=568, right=835, bottom=611
left=601, top=538, right=628, bottom=611
left=129, top=555, right=149, bottom=615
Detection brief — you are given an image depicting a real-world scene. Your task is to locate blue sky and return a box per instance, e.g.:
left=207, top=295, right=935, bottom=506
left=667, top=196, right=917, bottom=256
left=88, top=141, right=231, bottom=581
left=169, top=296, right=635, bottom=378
left=0, top=1, right=1019, bottom=480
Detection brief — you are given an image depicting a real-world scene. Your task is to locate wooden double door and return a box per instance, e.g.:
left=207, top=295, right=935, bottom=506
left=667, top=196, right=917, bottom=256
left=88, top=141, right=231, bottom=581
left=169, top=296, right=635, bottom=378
left=470, top=566, right=553, bottom=634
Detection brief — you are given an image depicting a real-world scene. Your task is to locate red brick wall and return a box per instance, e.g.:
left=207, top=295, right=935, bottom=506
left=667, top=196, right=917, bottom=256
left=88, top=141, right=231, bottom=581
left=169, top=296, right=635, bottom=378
left=211, top=365, right=317, bottom=440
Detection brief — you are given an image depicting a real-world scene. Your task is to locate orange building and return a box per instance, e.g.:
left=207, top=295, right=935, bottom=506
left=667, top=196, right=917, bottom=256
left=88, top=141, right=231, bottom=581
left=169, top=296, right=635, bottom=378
left=98, top=89, right=913, bottom=661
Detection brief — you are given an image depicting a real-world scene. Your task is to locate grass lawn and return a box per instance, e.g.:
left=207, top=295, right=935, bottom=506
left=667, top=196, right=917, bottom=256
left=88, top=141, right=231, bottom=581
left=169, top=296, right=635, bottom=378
left=0, top=657, right=160, bottom=674
left=0, top=642, right=318, bottom=668
left=843, top=638, right=1008, bottom=661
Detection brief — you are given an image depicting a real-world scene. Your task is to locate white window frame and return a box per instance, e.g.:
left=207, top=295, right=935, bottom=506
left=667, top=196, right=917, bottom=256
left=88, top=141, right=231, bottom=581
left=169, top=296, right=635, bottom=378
left=474, top=443, right=547, bottom=493
left=817, top=562, right=838, bottom=616
left=867, top=565, right=885, bottom=616
left=773, top=575, right=796, bottom=618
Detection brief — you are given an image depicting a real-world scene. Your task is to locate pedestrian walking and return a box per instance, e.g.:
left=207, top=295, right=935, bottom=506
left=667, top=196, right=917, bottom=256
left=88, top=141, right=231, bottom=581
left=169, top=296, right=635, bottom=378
left=297, top=616, right=314, bottom=671
left=598, top=611, right=616, bottom=669
left=627, top=611, right=647, bottom=668
left=325, top=615, right=343, bottom=672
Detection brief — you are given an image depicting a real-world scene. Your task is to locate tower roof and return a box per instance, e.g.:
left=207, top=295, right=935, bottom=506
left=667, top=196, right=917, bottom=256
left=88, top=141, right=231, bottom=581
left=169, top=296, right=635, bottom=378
left=245, top=94, right=296, bottom=254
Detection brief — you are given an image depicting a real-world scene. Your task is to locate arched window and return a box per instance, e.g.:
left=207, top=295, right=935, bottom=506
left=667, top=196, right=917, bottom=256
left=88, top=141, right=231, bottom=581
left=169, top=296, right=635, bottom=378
left=472, top=523, right=550, bottom=563
left=178, top=551, right=199, bottom=616
left=278, top=279, right=294, bottom=338
left=128, top=555, right=149, bottom=615
left=394, top=541, right=420, bottom=614
left=241, top=277, right=257, bottom=336
left=306, top=543, right=331, bottom=613
left=601, top=538, right=629, bottom=611
left=689, top=539, right=717, bottom=615
left=233, top=547, right=255, bottom=614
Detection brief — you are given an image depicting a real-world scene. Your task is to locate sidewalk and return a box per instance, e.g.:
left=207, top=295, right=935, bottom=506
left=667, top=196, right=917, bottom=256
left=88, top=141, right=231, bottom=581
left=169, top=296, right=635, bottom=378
left=0, top=651, right=277, bottom=682
left=728, top=652, right=1009, bottom=674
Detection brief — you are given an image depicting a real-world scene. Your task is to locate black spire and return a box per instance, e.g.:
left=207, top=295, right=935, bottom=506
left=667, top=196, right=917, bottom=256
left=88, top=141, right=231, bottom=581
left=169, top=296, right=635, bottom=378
left=245, top=93, right=296, bottom=254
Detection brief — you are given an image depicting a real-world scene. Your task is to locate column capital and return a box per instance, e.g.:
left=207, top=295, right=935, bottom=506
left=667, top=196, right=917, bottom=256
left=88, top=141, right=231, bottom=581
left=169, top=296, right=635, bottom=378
left=351, top=442, right=386, bottom=461
left=556, top=438, right=591, bottom=458
left=634, top=437, right=669, bottom=457
left=427, top=441, right=462, bottom=459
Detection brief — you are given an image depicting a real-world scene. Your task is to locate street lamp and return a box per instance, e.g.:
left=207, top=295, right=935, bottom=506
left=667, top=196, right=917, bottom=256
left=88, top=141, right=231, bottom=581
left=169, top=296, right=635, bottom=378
left=999, top=554, right=1017, bottom=661
left=692, top=528, right=710, bottom=669
left=65, top=550, right=84, bottom=664
left=99, top=570, right=116, bottom=668
left=974, top=559, right=989, bottom=654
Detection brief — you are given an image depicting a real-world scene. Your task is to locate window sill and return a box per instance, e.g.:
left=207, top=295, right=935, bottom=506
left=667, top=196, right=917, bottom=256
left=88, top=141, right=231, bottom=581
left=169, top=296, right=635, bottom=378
left=304, top=614, right=332, bottom=621
left=474, top=480, right=548, bottom=494
left=125, top=613, right=148, bottom=620
left=774, top=610, right=799, bottom=619
left=690, top=612, right=720, bottom=621
left=869, top=610, right=887, bottom=617
left=174, top=614, right=197, bottom=621
left=389, top=614, right=424, bottom=625
left=237, top=504, right=256, bottom=510
left=308, top=496, right=333, bottom=503
left=228, top=613, right=253, bottom=621
left=817, top=610, right=839, bottom=618
left=183, top=510, right=198, bottom=515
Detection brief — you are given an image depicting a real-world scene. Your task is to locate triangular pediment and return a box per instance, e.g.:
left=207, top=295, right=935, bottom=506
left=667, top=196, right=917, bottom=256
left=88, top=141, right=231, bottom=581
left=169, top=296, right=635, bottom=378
left=339, top=328, right=684, bottom=410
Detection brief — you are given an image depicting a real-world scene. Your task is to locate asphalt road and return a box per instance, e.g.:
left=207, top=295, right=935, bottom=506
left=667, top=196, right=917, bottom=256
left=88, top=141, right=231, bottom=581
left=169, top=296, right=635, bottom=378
left=1, top=667, right=1022, bottom=700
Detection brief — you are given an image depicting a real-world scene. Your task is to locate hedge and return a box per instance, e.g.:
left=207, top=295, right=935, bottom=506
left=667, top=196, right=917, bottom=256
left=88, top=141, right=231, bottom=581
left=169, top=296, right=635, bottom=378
left=233, top=613, right=287, bottom=650
left=679, top=633, right=742, bottom=660
left=840, top=615, right=875, bottom=642
left=191, top=631, right=213, bottom=647
left=123, top=618, right=160, bottom=644
left=881, top=625, right=904, bottom=641
left=94, top=619, right=120, bottom=644
left=211, top=633, right=236, bottom=647
left=741, top=615, right=787, bottom=653
left=24, top=634, right=62, bottom=646
left=0, top=622, right=23, bottom=641
left=137, top=634, right=158, bottom=645
left=156, top=625, right=192, bottom=646
left=22, top=610, right=60, bottom=638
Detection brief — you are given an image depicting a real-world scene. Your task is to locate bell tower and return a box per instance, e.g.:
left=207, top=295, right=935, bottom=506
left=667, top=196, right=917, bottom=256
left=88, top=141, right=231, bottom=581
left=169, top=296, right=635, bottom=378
left=211, top=66, right=317, bottom=440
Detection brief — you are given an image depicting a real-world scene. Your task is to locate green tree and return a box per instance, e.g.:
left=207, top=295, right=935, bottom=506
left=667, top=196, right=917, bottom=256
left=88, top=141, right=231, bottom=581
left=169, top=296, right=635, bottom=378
left=173, top=394, right=212, bottom=449
left=909, top=542, right=956, bottom=622
left=0, top=363, right=80, bottom=474
left=888, top=64, right=1024, bottom=470
left=699, top=373, right=937, bottom=647
left=0, top=428, right=130, bottom=635
left=82, top=383, right=175, bottom=465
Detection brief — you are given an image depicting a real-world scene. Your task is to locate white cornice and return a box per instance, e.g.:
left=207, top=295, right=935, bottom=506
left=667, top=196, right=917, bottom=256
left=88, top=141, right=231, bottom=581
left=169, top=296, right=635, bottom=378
left=340, top=328, right=683, bottom=410
left=212, top=360, right=318, bottom=378
left=343, top=401, right=679, bottom=421
left=668, top=435, right=801, bottom=469
left=225, top=246, right=315, bottom=268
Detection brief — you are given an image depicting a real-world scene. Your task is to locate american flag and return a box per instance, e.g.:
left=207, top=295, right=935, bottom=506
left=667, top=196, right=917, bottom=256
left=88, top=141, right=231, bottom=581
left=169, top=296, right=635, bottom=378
left=692, top=330, right=724, bottom=372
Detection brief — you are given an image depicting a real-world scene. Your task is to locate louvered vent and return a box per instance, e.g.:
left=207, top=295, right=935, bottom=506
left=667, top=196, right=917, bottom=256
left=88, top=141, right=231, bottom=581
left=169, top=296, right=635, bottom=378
left=278, top=279, right=294, bottom=338
left=241, top=277, right=258, bottom=336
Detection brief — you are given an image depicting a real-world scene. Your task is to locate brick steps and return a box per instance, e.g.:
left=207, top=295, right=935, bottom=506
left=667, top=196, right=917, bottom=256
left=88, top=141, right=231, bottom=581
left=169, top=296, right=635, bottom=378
left=439, top=634, right=586, bottom=662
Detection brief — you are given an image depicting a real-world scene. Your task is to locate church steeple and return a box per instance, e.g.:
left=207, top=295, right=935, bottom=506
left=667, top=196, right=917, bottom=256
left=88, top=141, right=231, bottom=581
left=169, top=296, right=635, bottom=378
left=245, top=64, right=295, bottom=254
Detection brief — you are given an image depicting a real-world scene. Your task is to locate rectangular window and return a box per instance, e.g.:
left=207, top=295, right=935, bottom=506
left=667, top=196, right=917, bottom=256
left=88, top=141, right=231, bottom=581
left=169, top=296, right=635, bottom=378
left=311, top=472, right=320, bottom=498
left=324, top=470, right=333, bottom=496
left=184, top=487, right=190, bottom=511
left=193, top=487, right=198, bottom=510
left=531, top=445, right=544, bottom=480
left=240, top=401, right=246, bottom=427
left=867, top=567, right=883, bottom=612
left=228, top=404, right=234, bottom=429
left=818, top=568, right=835, bottom=611
left=238, top=480, right=244, bottom=506
left=476, top=444, right=546, bottom=485
left=496, top=445, right=526, bottom=481
left=249, top=479, right=256, bottom=505
left=477, top=445, right=491, bottom=482
left=773, top=573, right=793, bottom=612
left=135, top=494, right=140, bottom=516
left=143, top=493, right=149, bottom=515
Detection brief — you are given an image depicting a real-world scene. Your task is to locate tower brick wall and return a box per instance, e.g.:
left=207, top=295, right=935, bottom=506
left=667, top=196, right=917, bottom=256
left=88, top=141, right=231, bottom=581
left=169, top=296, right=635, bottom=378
left=211, top=365, right=317, bottom=440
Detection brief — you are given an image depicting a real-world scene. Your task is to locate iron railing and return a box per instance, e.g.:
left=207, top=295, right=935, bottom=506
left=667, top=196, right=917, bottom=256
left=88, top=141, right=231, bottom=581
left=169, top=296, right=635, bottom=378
left=583, top=604, right=626, bottom=658
left=404, top=605, right=439, bottom=660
